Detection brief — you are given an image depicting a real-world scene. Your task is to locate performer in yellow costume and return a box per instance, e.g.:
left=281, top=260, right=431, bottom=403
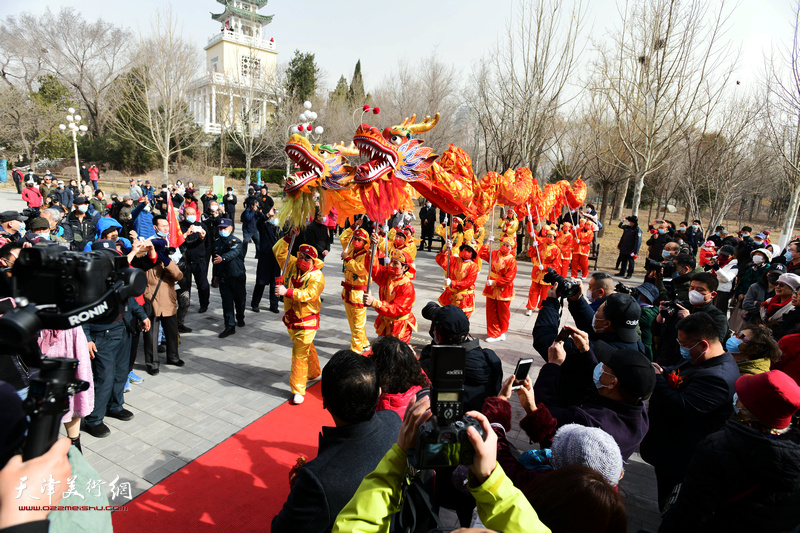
left=500, top=209, right=519, bottom=244
left=339, top=223, right=371, bottom=354
left=274, top=227, right=325, bottom=405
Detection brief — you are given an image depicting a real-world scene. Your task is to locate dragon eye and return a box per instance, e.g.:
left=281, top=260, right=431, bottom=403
left=390, top=135, right=402, bottom=145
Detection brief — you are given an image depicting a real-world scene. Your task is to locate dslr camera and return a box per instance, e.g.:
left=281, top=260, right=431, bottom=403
left=615, top=282, right=640, bottom=299
left=645, top=258, right=676, bottom=278
left=412, top=345, right=485, bottom=469
left=542, top=267, right=581, bottom=299
left=659, top=300, right=680, bottom=320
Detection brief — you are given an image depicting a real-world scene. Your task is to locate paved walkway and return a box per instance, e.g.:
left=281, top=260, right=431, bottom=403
left=0, top=189, right=660, bottom=532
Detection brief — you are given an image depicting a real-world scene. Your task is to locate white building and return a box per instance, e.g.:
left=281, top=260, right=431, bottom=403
left=188, top=0, right=281, bottom=135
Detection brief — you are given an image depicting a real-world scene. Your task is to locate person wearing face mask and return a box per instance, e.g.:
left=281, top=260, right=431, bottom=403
left=296, top=208, right=331, bottom=262
left=646, top=220, right=671, bottom=261
left=653, top=272, right=729, bottom=367
left=67, top=197, right=97, bottom=250
left=364, top=232, right=417, bottom=344
left=55, top=180, right=73, bottom=209
left=571, top=220, right=594, bottom=279
left=274, top=227, right=326, bottom=405
left=759, top=273, right=800, bottom=327
left=656, top=253, right=703, bottom=303
left=80, top=217, right=131, bottom=253
left=252, top=203, right=282, bottom=314
left=130, top=196, right=156, bottom=241
left=741, top=263, right=783, bottom=326
left=556, top=222, right=575, bottom=278
left=705, top=244, right=738, bottom=315
left=782, top=240, right=800, bottom=275
left=20, top=217, right=55, bottom=244
left=526, top=229, right=561, bottom=315
left=585, top=272, right=615, bottom=312
left=178, top=206, right=210, bottom=315
left=418, top=200, right=437, bottom=252
left=684, top=219, right=703, bottom=253
left=240, top=197, right=263, bottom=260
left=202, top=201, right=224, bottom=286
left=616, top=215, right=642, bottom=279
left=0, top=211, right=28, bottom=244
left=339, top=224, right=372, bottom=353
left=499, top=210, right=519, bottom=244
left=728, top=326, right=781, bottom=376
left=213, top=218, right=246, bottom=339
left=642, top=313, right=739, bottom=511
left=21, top=180, right=43, bottom=213
left=223, top=186, right=237, bottom=227
left=388, top=225, right=417, bottom=263
left=531, top=327, right=654, bottom=462
left=435, top=239, right=480, bottom=317
left=479, top=236, right=517, bottom=342
left=731, top=249, right=772, bottom=330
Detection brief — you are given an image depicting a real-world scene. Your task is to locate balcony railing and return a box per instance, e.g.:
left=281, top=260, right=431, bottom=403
left=206, top=30, right=277, bottom=52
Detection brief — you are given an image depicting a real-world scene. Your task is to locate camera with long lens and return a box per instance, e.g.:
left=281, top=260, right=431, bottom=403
left=0, top=243, right=146, bottom=460
left=645, top=258, right=677, bottom=278
left=615, top=282, right=640, bottom=299
left=412, top=345, right=485, bottom=469
left=660, top=300, right=680, bottom=320
left=542, top=267, right=581, bottom=299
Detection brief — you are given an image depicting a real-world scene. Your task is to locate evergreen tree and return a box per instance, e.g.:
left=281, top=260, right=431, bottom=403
left=330, top=75, right=349, bottom=103
left=348, top=60, right=365, bottom=104
left=286, top=50, right=319, bottom=101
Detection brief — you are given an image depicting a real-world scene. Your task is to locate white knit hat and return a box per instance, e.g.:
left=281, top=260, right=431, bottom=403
left=550, top=424, right=624, bottom=485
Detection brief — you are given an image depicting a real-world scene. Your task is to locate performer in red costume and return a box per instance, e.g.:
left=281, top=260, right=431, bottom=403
left=436, top=240, right=481, bottom=318
left=556, top=222, right=575, bottom=278
left=526, top=229, right=560, bottom=315
left=479, top=235, right=517, bottom=342
left=363, top=232, right=417, bottom=343
left=571, top=218, right=594, bottom=279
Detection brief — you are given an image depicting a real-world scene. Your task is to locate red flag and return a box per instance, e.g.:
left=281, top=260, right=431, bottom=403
left=167, top=194, right=185, bottom=248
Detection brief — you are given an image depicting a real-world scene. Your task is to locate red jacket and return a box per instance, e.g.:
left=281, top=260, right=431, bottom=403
left=22, top=186, right=43, bottom=208
left=478, top=245, right=516, bottom=301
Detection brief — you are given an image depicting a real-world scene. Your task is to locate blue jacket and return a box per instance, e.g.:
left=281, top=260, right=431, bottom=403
left=130, top=202, right=155, bottom=239
left=240, top=207, right=258, bottom=234
left=82, top=217, right=132, bottom=252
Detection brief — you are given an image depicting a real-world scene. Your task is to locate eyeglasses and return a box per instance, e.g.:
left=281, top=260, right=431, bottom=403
left=774, top=282, right=788, bottom=288
left=734, top=332, right=751, bottom=342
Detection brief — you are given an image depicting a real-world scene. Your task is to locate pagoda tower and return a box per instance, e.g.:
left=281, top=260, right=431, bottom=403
left=188, top=0, right=280, bottom=134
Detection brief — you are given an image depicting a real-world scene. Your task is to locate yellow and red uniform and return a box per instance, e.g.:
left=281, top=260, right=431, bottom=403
left=527, top=232, right=560, bottom=310
left=369, top=249, right=417, bottom=343
left=273, top=237, right=325, bottom=396
left=571, top=221, right=594, bottom=278
left=479, top=237, right=517, bottom=338
left=436, top=216, right=465, bottom=251
left=388, top=227, right=418, bottom=262
left=499, top=212, right=519, bottom=244
left=340, top=226, right=371, bottom=353
left=435, top=242, right=481, bottom=318
left=556, top=224, right=575, bottom=278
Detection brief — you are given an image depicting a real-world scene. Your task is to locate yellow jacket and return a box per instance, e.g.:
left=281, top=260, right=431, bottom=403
left=340, top=228, right=371, bottom=308
left=387, top=228, right=418, bottom=261
left=273, top=237, right=325, bottom=330
left=332, top=444, right=550, bottom=533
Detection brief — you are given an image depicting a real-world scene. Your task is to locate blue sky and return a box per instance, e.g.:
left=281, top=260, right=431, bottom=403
left=0, top=0, right=792, bottom=92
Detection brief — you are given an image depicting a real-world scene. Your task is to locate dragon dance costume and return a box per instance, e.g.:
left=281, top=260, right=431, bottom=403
left=273, top=237, right=325, bottom=397
left=368, top=248, right=417, bottom=343
left=436, top=240, right=481, bottom=318
left=479, top=236, right=517, bottom=339
left=571, top=220, right=594, bottom=278
left=527, top=230, right=560, bottom=311
left=339, top=226, right=371, bottom=354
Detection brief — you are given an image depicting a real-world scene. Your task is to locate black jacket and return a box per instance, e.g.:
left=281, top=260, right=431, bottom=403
left=617, top=222, right=642, bottom=255
left=271, top=410, right=401, bottom=533
left=212, top=234, right=245, bottom=279
left=653, top=302, right=729, bottom=367
left=659, top=421, right=800, bottom=533
left=646, top=232, right=672, bottom=260
left=419, top=339, right=503, bottom=413
left=419, top=205, right=437, bottom=236
left=533, top=347, right=649, bottom=461
left=178, top=220, right=208, bottom=264
left=297, top=221, right=330, bottom=260
left=685, top=226, right=704, bottom=252
left=223, top=193, right=237, bottom=217
left=640, top=353, right=739, bottom=480
left=256, top=217, right=281, bottom=285
left=67, top=211, right=96, bottom=250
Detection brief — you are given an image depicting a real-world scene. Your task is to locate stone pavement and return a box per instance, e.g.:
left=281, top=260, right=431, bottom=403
left=0, top=189, right=660, bottom=532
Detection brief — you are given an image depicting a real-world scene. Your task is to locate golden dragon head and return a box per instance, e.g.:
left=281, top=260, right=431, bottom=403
left=283, top=134, right=357, bottom=194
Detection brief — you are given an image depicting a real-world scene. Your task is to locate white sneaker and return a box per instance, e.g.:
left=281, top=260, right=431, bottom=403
left=499, top=333, right=507, bottom=341
left=291, top=394, right=305, bottom=405
left=486, top=336, right=500, bottom=343
left=525, top=309, right=532, bottom=316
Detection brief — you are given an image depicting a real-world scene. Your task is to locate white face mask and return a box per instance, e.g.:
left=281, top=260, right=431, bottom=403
left=210, top=205, right=219, bottom=212
left=688, top=290, right=708, bottom=306
left=752, top=255, right=764, bottom=264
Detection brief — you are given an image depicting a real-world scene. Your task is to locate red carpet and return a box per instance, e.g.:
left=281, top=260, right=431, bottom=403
left=112, top=384, right=327, bottom=532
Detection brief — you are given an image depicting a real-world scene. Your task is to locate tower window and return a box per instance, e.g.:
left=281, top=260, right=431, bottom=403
left=241, top=56, right=261, bottom=79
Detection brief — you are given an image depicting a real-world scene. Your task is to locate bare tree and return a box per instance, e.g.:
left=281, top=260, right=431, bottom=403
left=112, top=10, right=200, bottom=181
left=764, top=1, right=800, bottom=249
left=465, top=0, right=586, bottom=176
left=593, top=0, right=738, bottom=217
left=0, top=84, right=60, bottom=169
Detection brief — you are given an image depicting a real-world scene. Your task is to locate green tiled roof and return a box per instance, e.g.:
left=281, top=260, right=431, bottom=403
left=211, top=5, right=273, bottom=24
left=216, top=0, right=270, bottom=6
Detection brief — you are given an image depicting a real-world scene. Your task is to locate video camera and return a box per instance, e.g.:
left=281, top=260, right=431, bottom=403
left=615, top=282, right=639, bottom=299
left=542, top=267, right=581, bottom=299
left=645, top=258, right=676, bottom=277
left=0, top=243, right=146, bottom=460
left=411, top=345, right=485, bottom=469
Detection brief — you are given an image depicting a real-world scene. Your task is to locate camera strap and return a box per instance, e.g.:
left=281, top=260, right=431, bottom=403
left=147, top=269, right=167, bottom=308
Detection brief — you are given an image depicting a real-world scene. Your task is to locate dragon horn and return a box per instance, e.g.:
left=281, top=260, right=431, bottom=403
left=407, top=113, right=440, bottom=134
left=333, top=141, right=360, bottom=157
left=399, top=114, right=417, bottom=129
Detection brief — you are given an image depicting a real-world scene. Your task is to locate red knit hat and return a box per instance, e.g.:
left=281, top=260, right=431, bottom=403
left=735, top=370, right=800, bottom=429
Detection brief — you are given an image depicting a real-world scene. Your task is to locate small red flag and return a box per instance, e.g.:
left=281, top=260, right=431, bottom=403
left=167, top=194, right=185, bottom=248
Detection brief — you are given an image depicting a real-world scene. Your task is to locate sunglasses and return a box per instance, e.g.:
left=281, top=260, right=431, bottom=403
left=734, top=332, right=751, bottom=342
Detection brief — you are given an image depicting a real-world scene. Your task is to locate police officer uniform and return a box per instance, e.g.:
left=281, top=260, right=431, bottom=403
left=213, top=218, right=246, bottom=337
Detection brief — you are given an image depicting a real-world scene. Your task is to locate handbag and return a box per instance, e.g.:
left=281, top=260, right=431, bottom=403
left=390, top=471, right=441, bottom=533
left=142, top=269, right=166, bottom=319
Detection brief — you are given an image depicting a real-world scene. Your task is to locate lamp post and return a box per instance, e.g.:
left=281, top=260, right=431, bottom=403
left=59, top=107, right=88, bottom=185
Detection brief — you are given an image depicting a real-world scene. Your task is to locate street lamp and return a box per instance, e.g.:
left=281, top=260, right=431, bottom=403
left=59, top=107, right=88, bottom=184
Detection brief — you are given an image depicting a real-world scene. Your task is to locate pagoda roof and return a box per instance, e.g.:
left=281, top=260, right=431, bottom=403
left=215, top=0, right=271, bottom=8
left=211, top=5, right=273, bottom=24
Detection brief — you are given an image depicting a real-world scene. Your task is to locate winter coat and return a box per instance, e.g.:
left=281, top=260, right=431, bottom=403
left=419, top=204, right=437, bottom=236
left=736, top=357, right=771, bottom=376
left=256, top=217, right=281, bottom=285
left=21, top=186, right=43, bottom=208
left=714, top=258, right=739, bottom=292
left=130, top=202, right=155, bottom=240
left=143, top=257, right=183, bottom=317
left=213, top=234, right=245, bottom=279
left=55, top=187, right=73, bottom=208
left=617, top=222, right=642, bottom=255
left=646, top=232, right=672, bottom=260
left=742, top=280, right=771, bottom=324
left=640, top=353, right=739, bottom=481
left=67, top=211, right=97, bottom=250
left=178, top=220, right=208, bottom=264
left=659, top=421, right=800, bottom=533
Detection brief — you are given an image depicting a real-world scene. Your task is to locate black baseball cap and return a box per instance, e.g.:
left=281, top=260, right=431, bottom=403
left=0, top=211, right=27, bottom=223
left=73, top=196, right=89, bottom=205
left=769, top=263, right=788, bottom=275
left=91, top=240, right=116, bottom=250
left=604, top=348, right=656, bottom=401
left=602, top=293, right=641, bottom=343
left=422, top=302, right=470, bottom=338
